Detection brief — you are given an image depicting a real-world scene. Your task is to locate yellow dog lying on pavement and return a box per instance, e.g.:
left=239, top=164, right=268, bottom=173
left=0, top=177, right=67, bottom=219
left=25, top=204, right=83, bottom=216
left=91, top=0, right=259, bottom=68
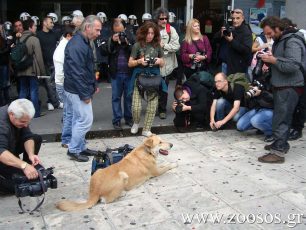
left=56, top=135, right=177, bottom=211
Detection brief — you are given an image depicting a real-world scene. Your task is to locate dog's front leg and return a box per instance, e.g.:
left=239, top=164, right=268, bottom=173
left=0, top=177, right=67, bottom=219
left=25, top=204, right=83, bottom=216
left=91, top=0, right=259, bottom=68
left=151, top=163, right=178, bottom=177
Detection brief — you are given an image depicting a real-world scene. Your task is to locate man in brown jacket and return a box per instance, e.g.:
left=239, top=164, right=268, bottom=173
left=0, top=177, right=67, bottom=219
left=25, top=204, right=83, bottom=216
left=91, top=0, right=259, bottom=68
left=17, top=19, right=45, bottom=118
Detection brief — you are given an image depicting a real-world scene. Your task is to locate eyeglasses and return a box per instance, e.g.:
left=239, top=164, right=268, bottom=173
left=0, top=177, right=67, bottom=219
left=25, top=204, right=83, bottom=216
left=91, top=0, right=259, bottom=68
left=159, top=17, right=168, bottom=21
left=214, top=80, right=225, bottom=84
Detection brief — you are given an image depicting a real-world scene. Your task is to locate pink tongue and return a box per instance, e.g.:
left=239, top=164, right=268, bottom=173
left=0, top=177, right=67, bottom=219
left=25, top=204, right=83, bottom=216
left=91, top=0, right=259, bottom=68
left=159, top=149, right=169, bottom=155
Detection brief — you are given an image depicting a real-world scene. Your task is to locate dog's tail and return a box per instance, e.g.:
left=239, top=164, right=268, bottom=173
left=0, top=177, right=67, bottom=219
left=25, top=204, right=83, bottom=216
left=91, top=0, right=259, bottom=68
left=55, top=192, right=100, bottom=212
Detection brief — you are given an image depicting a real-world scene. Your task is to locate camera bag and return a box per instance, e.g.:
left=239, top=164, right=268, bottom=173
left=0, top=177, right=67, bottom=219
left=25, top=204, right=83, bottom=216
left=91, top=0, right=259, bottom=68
left=136, top=72, right=162, bottom=99
left=91, top=144, right=134, bottom=175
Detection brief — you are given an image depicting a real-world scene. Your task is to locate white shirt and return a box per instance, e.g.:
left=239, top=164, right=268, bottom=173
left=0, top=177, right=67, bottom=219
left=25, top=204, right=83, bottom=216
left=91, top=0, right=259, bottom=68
left=53, top=38, right=69, bottom=85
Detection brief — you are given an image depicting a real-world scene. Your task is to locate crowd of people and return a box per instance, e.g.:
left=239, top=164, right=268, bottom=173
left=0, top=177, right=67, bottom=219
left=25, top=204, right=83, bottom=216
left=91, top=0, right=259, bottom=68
left=0, top=6, right=306, bottom=194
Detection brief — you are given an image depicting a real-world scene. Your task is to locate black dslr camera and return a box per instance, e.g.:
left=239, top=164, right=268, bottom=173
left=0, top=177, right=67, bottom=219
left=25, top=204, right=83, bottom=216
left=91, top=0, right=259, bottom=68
left=252, top=51, right=268, bottom=79
left=145, top=56, right=157, bottom=67
left=175, top=99, right=184, bottom=113
left=118, top=31, right=127, bottom=44
left=12, top=165, right=57, bottom=197
left=191, top=51, right=206, bottom=70
left=245, top=80, right=264, bottom=98
left=223, top=24, right=234, bottom=37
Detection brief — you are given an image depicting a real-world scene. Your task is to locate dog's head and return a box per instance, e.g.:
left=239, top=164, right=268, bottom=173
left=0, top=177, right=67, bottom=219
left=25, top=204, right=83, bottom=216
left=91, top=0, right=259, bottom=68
left=143, top=135, right=173, bottom=157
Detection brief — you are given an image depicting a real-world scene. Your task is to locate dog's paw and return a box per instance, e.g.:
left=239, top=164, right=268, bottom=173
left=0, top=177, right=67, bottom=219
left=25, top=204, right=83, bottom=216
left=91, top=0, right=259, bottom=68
left=169, top=162, right=178, bottom=169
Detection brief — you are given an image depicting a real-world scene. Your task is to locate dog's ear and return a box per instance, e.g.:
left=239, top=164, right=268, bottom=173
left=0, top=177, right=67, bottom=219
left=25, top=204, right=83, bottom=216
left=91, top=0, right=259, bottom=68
left=144, top=137, right=154, bottom=148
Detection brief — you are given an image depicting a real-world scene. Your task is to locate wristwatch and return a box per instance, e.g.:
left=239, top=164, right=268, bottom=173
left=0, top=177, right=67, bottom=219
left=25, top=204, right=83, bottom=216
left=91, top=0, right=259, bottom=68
left=21, top=162, right=28, bottom=170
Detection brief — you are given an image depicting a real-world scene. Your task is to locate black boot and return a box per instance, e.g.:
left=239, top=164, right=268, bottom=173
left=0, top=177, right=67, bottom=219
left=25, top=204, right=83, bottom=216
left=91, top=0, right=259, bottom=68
left=288, top=129, right=302, bottom=141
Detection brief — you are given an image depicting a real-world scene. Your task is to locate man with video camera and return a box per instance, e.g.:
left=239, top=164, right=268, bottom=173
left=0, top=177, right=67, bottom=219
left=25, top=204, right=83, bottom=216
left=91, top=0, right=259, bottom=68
left=172, top=76, right=210, bottom=131
left=221, top=9, right=253, bottom=75
left=0, top=99, right=43, bottom=194
left=257, top=16, right=305, bottom=163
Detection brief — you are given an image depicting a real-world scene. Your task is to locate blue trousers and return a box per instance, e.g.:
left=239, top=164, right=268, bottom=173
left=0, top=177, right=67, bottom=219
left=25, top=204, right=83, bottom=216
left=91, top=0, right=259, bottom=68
left=215, top=98, right=248, bottom=122
left=237, top=108, right=273, bottom=136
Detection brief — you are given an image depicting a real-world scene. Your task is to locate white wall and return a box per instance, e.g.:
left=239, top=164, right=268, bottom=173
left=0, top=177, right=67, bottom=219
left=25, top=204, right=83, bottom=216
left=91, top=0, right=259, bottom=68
left=286, top=0, right=306, bottom=29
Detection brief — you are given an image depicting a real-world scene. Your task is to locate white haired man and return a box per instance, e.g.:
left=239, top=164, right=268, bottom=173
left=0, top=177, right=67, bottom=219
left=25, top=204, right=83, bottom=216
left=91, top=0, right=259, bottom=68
left=0, top=99, right=43, bottom=194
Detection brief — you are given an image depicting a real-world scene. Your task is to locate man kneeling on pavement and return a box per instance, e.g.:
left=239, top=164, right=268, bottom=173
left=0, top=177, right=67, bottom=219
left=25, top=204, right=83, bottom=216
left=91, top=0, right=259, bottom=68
left=0, top=99, right=43, bottom=194
left=172, top=76, right=210, bottom=131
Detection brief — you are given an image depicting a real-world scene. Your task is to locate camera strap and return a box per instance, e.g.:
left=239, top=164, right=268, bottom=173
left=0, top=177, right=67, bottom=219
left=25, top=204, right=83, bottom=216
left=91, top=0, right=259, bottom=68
left=17, top=170, right=47, bottom=214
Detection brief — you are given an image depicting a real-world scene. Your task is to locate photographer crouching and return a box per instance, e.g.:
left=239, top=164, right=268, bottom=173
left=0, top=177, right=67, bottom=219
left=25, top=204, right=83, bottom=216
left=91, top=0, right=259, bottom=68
left=0, top=99, right=43, bottom=194
left=172, top=77, right=210, bottom=131
left=237, top=73, right=274, bottom=142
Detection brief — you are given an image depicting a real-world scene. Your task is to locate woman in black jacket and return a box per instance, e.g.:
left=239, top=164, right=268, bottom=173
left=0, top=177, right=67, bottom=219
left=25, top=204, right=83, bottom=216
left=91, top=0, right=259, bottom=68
left=172, top=77, right=210, bottom=130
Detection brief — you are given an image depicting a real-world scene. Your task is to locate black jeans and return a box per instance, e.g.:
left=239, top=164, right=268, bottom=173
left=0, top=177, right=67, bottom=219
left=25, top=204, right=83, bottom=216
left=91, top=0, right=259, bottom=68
left=0, top=134, right=42, bottom=193
left=41, top=65, right=59, bottom=108
left=291, top=85, right=306, bottom=131
left=158, top=74, right=170, bottom=114
left=271, top=88, right=299, bottom=152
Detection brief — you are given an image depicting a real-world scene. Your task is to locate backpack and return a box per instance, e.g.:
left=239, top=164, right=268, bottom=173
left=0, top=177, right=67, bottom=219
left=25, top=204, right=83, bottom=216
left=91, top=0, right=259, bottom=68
left=10, top=35, right=33, bottom=71
left=227, top=73, right=250, bottom=92
left=91, top=144, right=134, bottom=175
left=166, top=23, right=171, bottom=43
left=189, top=71, right=214, bottom=90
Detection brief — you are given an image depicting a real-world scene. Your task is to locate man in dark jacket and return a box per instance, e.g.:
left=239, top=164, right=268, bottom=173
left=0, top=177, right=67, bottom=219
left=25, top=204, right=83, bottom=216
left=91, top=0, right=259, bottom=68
left=64, top=15, right=102, bottom=162
left=0, top=99, right=42, bottom=194
left=258, top=16, right=305, bottom=163
left=172, top=77, right=209, bottom=130
left=222, top=9, right=253, bottom=75
left=101, top=18, right=135, bottom=130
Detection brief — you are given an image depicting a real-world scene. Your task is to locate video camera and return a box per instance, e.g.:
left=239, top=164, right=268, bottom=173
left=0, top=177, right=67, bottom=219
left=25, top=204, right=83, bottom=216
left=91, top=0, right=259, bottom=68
left=12, top=165, right=57, bottom=197
left=245, top=80, right=264, bottom=98
left=223, top=24, right=234, bottom=37
left=145, top=56, right=157, bottom=67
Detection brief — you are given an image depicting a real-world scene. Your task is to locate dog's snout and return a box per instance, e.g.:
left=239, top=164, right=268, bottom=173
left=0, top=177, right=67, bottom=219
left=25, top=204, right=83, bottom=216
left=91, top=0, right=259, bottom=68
left=170, top=143, right=173, bottom=148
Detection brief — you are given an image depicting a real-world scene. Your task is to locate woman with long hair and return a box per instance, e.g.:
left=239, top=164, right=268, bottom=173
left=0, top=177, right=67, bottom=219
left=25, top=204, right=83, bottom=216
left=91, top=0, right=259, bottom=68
left=180, top=18, right=212, bottom=79
left=128, top=22, right=165, bottom=136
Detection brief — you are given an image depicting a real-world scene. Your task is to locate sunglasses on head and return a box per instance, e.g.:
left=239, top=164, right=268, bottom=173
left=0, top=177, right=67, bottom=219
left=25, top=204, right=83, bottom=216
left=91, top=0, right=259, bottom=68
left=231, top=10, right=243, bottom=14
left=159, top=17, right=168, bottom=21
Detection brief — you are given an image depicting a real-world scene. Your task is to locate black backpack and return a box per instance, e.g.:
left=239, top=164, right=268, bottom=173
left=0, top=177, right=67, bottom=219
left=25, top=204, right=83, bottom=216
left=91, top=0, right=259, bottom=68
left=10, top=35, right=33, bottom=71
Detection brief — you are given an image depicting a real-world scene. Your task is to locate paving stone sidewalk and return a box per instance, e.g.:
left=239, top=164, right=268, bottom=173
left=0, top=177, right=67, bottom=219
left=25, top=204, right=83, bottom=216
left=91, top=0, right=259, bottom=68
left=1, top=130, right=306, bottom=230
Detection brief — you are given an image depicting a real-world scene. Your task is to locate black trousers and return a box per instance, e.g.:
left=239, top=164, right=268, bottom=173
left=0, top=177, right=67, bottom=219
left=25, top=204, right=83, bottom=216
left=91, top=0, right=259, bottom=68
left=158, top=74, right=170, bottom=113
left=173, top=110, right=204, bottom=128
left=291, top=85, right=306, bottom=131
left=271, top=88, right=299, bottom=152
left=0, top=134, right=42, bottom=193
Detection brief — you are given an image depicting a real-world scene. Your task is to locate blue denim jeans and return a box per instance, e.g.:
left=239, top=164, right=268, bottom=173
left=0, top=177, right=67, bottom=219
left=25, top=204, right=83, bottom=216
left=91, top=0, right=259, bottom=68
left=236, top=108, right=273, bottom=136
left=215, top=98, right=248, bottom=122
left=56, top=84, right=64, bottom=103
left=61, top=89, right=72, bottom=145
left=111, top=73, right=132, bottom=124
left=65, top=91, right=93, bottom=154
left=18, top=76, right=40, bottom=118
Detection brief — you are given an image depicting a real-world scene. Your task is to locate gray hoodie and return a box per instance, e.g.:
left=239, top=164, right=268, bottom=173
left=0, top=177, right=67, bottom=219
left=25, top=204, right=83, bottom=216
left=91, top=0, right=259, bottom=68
left=270, top=31, right=305, bottom=87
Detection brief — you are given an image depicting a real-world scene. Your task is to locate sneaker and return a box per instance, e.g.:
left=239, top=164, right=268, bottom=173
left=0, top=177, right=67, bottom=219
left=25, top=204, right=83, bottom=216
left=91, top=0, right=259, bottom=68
left=264, top=142, right=290, bottom=153
left=131, top=123, right=139, bottom=134
left=61, top=143, right=68, bottom=148
left=288, top=129, right=302, bottom=141
left=113, top=122, right=123, bottom=131
left=47, top=103, right=54, bottom=111
left=159, top=112, right=167, bottom=119
left=258, top=153, right=285, bottom=163
left=142, top=130, right=153, bottom=137
left=58, top=102, right=64, bottom=109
